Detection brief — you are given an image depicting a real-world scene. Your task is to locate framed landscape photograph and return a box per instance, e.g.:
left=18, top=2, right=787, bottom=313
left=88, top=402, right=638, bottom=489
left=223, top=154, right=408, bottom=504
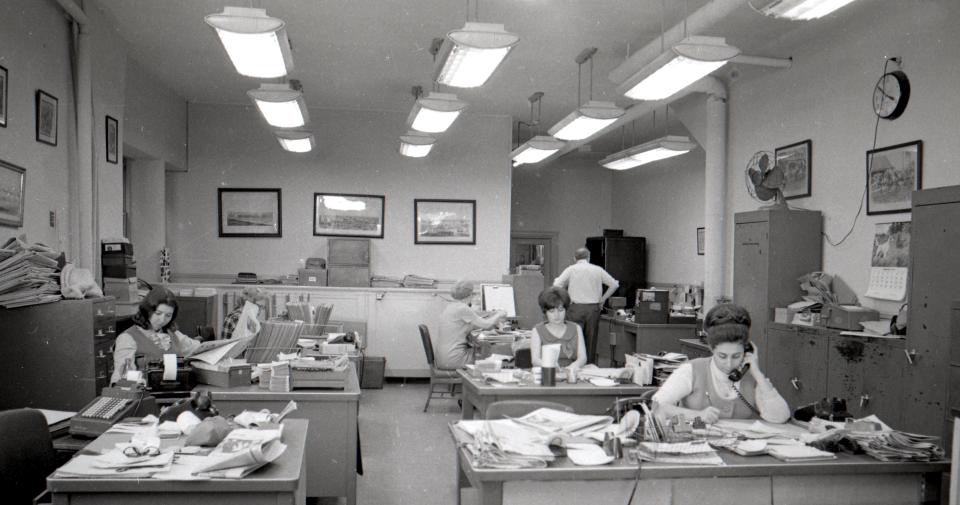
left=0, top=159, right=26, bottom=227
left=35, top=90, right=58, bottom=146
left=313, top=193, right=384, bottom=238
left=866, top=140, right=922, bottom=215
left=0, top=65, right=8, bottom=127
left=217, top=188, right=282, bottom=237
left=414, top=199, right=476, bottom=245
left=775, top=139, right=811, bottom=199
left=106, top=115, right=119, bottom=164
left=697, top=227, right=705, bottom=256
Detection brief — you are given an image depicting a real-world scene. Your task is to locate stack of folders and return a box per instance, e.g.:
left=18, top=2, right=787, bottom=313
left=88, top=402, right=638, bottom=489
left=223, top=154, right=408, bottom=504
left=402, top=274, right=436, bottom=288
left=766, top=444, right=837, bottom=462
left=269, top=362, right=291, bottom=392
left=285, top=302, right=313, bottom=324
left=246, top=320, right=303, bottom=365
left=370, top=275, right=404, bottom=288
left=847, top=431, right=944, bottom=462
left=313, top=303, right=333, bottom=327
left=633, top=352, right=688, bottom=386
left=0, top=237, right=62, bottom=308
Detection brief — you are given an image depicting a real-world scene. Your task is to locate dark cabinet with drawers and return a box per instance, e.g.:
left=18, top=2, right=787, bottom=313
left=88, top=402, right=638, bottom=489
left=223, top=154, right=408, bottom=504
left=0, top=297, right=116, bottom=411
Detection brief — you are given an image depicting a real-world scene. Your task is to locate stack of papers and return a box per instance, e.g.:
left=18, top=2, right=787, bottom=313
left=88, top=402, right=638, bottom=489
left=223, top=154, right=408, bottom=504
left=402, top=274, right=436, bottom=288
left=634, top=352, right=688, bottom=386
left=246, top=320, right=304, bottom=364
left=767, top=444, right=836, bottom=462
left=370, top=275, right=404, bottom=288
left=0, top=237, right=62, bottom=308
left=846, top=430, right=944, bottom=462
left=634, top=441, right=725, bottom=465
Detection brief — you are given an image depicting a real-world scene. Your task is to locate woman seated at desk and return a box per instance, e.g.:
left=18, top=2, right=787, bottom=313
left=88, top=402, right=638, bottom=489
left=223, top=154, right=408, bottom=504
left=436, top=280, right=507, bottom=370
left=652, top=303, right=790, bottom=424
left=221, top=286, right=268, bottom=340
left=111, top=286, right=201, bottom=384
left=531, top=286, right=587, bottom=372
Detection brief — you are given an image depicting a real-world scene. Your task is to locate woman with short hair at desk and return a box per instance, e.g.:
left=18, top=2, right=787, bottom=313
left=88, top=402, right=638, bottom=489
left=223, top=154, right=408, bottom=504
left=110, top=286, right=201, bottom=384
left=651, top=303, right=790, bottom=424
left=221, top=286, right=269, bottom=340
left=531, top=286, right=587, bottom=372
left=435, top=280, right=507, bottom=370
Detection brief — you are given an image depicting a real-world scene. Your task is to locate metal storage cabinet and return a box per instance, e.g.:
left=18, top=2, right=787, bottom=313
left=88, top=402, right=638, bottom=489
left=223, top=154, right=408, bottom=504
left=826, top=333, right=905, bottom=428
left=328, top=238, right=371, bottom=287
left=733, top=209, right=822, bottom=369
left=766, top=323, right=828, bottom=410
left=904, top=185, right=960, bottom=437
left=176, top=294, right=217, bottom=335
left=0, top=297, right=116, bottom=411
left=584, top=235, right=645, bottom=309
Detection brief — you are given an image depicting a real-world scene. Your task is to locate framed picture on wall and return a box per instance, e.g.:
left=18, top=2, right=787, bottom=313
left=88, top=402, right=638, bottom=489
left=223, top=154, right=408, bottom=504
left=697, top=227, right=705, bottom=256
left=0, top=159, right=26, bottom=227
left=35, top=90, right=58, bottom=146
left=775, top=139, right=811, bottom=199
left=313, top=193, right=385, bottom=238
left=866, top=140, right=922, bottom=215
left=106, top=115, right=119, bottom=164
left=217, top=188, right=282, bottom=237
left=414, top=199, right=476, bottom=245
left=0, top=65, right=8, bottom=128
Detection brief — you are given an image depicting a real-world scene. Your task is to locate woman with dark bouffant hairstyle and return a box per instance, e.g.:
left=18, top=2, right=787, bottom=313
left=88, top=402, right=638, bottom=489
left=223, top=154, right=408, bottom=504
left=651, top=303, right=790, bottom=424
left=111, top=286, right=201, bottom=384
left=530, top=286, right=586, bottom=371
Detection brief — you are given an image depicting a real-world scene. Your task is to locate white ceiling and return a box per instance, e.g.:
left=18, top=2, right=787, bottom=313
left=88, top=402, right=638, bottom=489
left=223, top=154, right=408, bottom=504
left=94, top=0, right=871, bottom=153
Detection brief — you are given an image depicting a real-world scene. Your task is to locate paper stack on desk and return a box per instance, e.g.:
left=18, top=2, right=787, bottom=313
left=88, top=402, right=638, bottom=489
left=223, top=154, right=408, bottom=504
left=0, top=237, right=62, bottom=308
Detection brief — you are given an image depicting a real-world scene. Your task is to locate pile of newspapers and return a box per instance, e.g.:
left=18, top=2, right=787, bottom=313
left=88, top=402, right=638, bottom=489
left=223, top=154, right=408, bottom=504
left=0, top=236, right=62, bottom=308
left=846, top=430, right=944, bottom=462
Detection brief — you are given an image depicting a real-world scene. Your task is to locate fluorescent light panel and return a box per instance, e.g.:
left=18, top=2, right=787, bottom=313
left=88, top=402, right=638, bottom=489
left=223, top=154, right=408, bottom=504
left=600, top=135, right=697, bottom=170
left=247, top=84, right=308, bottom=128
left=619, top=36, right=739, bottom=101
left=399, top=133, right=437, bottom=158
left=407, top=92, right=467, bottom=133
left=275, top=130, right=315, bottom=153
left=757, top=0, right=859, bottom=20
left=435, top=22, right=520, bottom=88
left=205, top=7, right=294, bottom=78
left=510, top=136, right=565, bottom=166
left=548, top=101, right=625, bottom=141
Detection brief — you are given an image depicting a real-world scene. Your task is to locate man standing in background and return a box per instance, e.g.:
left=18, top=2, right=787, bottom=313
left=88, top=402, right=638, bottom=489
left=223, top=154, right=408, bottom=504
left=554, top=247, right=619, bottom=363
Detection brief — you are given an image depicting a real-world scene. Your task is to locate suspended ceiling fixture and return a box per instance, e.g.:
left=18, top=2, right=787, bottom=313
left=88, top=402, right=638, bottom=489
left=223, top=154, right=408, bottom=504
left=599, top=135, right=697, bottom=170
left=247, top=83, right=309, bottom=128
left=617, top=36, right=740, bottom=101
left=434, top=22, right=520, bottom=88
left=407, top=90, right=468, bottom=134
left=204, top=6, right=294, bottom=79
left=511, top=136, right=566, bottom=167
left=399, top=132, right=437, bottom=158
left=275, top=130, right=315, bottom=153
left=750, top=0, right=859, bottom=20
left=548, top=47, right=624, bottom=141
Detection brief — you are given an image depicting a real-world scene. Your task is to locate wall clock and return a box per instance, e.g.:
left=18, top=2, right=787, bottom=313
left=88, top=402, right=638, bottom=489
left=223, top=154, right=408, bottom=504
left=872, top=70, right=910, bottom=120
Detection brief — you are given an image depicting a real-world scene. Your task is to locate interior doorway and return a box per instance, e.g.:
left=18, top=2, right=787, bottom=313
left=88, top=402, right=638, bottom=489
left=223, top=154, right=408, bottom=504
left=509, top=231, right=558, bottom=290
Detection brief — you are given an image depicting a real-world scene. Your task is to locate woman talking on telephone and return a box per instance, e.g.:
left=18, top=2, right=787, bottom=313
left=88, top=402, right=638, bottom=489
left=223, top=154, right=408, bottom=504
left=651, top=303, right=790, bottom=424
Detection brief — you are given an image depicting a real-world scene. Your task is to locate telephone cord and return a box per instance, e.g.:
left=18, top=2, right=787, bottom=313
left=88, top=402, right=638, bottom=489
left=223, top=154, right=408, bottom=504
left=732, top=384, right=761, bottom=417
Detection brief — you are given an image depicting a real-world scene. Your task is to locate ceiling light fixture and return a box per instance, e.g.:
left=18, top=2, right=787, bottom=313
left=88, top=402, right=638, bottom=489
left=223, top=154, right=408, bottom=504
left=407, top=87, right=467, bottom=134
left=247, top=82, right=309, bottom=128
left=275, top=130, right=315, bottom=153
left=549, top=47, right=624, bottom=141
left=204, top=6, right=294, bottom=78
left=511, top=92, right=564, bottom=167
left=399, top=132, right=437, bottom=158
left=750, top=0, right=859, bottom=20
left=617, top=36, right=740, bottom=101
left=600, top=135, right=697, bottom=170
left=433, top=22, right=520, bottom=88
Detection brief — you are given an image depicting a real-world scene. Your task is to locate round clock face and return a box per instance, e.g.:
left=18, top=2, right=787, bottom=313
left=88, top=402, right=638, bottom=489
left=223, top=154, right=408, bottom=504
left=873, top=70, right=910, bottom=120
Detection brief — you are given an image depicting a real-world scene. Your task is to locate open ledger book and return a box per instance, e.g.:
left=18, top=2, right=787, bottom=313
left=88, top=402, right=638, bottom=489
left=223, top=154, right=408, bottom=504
left=193, top=427, right=287, bottom=478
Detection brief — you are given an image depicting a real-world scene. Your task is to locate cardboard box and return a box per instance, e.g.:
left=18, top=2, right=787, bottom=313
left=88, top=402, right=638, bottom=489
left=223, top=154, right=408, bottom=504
left=823, top=304, right=880, bottom=331
left=298, top=268, right=327, bottom=286
left=193, top=364, right=252, bottom=388
left=635, top=289, right=669, bottom=324
left=103, top=277, right=138, bottom=301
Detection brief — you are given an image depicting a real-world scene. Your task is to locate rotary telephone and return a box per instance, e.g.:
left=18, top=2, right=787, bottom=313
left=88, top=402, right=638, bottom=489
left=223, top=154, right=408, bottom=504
left=727, top=342, right=755, bottom=382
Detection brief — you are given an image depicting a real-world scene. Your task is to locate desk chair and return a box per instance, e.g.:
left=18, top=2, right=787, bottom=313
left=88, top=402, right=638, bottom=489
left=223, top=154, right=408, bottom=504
left=485, top=400, right=574, bottom=419
left=0, top=408, right=58, bottom=504
left=419, top=324, right=462, bottom=412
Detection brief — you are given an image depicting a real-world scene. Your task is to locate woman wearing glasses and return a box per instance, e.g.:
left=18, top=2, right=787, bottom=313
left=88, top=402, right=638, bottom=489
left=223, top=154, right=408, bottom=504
left=531, top=286, right=587, bottom=371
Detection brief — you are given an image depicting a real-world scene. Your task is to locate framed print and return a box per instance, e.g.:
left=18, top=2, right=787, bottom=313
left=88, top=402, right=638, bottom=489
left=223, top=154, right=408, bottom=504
left=775, top=139, right=811, bottom=199
left=866, top=140, right=922, bottom=215
left=0, top=159, right=26, bottom=227
left=106, top=115, right=119, bottom=164
left=313, top=193, right=385, bottom=238
left=35, top=90, right=58, bottom=146
left=217, top=188, right=282, bottom=237
left=0, top=65, right=7, bottom=127
left=414, top=199, right=476, bottom=245
left=696, top=227, right=705, bottom=256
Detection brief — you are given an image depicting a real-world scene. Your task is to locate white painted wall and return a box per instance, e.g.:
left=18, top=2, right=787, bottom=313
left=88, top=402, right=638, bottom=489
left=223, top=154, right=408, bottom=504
left=123, top=58, right=187, bottom=171
left=129, top=159, right=166, bottom=283
left=166, top=104, right=512, bottom=282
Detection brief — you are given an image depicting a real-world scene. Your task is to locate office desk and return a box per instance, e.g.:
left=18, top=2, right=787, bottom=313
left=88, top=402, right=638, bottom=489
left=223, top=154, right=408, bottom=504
left=198, top=363, right=360, bottom=505
left=455, top=442, right=947, bottom=505
left=47, top=419, right=308, bottom=505
left=599, top=316, right=696, bottom=365
left=458, top=370, right=655, bottom=420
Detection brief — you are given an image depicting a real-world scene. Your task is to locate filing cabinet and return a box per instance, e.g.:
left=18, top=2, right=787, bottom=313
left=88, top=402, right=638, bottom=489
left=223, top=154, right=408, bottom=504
left=0, top=297, right=117, bottom=411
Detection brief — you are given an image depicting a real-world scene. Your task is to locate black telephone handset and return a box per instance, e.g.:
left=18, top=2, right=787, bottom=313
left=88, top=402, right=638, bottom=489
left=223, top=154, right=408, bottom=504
left=727, top=342, right=755, bottom=382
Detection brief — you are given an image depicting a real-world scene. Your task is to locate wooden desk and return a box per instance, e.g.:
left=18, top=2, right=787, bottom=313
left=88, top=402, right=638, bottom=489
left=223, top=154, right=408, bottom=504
left=455, top=441, right=947, bottom=505
left=198, top=363, right=360, bottom=505
left=47, top=419, right=308, bottom=505
left=459, top=370, right=655, bottom=420
left=599, top=316, right=696, bottom=365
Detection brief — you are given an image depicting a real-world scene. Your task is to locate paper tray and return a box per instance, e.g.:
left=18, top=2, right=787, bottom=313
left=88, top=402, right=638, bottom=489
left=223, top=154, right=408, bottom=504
left=290, top=367, right=348, bottom=389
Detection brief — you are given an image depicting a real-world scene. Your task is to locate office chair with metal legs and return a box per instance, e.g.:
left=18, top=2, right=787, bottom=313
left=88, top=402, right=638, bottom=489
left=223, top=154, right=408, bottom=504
left=419, top=324, right=462, bottom=412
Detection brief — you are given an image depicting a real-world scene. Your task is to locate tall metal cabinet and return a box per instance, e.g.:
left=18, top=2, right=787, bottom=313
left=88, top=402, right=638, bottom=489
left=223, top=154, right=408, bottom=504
left=904, top=185, right=960, bottom=438
left=585, top=235, right=645, bottom=308
left=733, top=209, right=822, bottom=366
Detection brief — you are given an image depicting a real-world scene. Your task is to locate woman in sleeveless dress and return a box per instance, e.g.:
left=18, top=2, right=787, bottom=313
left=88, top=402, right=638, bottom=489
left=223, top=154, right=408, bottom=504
left=531, top=286, right=587, bottom=372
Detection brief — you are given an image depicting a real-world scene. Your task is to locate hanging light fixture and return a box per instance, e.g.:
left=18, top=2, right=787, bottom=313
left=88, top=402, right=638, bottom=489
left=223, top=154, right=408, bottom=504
left=434, top=22, right=520, bottom=88
left=548, top=48, right=624, bottom=141
left=600, top=135, right=697, bottom=170
left=247, top=82, right=309, bottom=128
left=275, top=130, right=315, bottom=153
left=750, top=0, right=859, bottom=20
left=406, top=87, right=467, bottom=134
left=617, top=36, right=740, bottom=101
left=510, top=92, right=564, bottom=167
left=204, top=6, right=294, bottom=78
left=399, top=132, right=437, bottom=158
